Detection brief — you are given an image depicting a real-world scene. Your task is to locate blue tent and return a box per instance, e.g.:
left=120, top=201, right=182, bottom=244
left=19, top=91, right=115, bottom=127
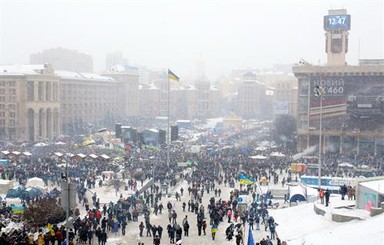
left=6, top=186, right=25, bottom=198
left=289, top=193, right=307, bottom=202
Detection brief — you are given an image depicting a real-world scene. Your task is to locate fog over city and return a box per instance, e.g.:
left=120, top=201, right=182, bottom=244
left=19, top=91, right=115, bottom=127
left=1, top=0, right=383, bottom=79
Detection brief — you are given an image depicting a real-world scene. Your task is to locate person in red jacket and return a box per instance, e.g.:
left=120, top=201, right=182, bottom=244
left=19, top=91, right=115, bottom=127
left=96, top=209, right=102, bottom=224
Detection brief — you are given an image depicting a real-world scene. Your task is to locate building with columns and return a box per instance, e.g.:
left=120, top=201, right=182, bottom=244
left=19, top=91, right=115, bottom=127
left=56, top=70, right=121, bottom=135
left=0, top=64, right=60, bottom=142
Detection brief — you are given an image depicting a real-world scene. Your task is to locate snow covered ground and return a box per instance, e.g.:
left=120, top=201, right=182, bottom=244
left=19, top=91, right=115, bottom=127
left=90, top=179, right=384, bottom=245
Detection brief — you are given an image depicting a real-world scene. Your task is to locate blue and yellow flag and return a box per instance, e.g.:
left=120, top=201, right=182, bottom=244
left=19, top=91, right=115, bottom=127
left=239, top=174, right=255, bottom=185
left=247, top=225, right=255, bottom=245
left=168, top=69, right=180, bottom=81
left=211, top=224, right=218, bottom=233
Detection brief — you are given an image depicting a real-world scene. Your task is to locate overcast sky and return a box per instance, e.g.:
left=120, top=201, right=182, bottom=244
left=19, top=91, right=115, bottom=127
left=0, top=0, right=383, bottom=79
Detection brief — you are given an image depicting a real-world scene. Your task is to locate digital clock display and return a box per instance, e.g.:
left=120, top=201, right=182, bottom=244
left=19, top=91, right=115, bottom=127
left=324, top=15, right=351, bottom=30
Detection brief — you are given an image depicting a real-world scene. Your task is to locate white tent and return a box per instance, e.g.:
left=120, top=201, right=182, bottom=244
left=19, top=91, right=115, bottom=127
left=338, top=162, right=355, bottom=168
left=100, top=154, right=110, bottom=160
left=11, top=151, right=21, bottom=156
left=0, top=179, right=13, bottom=194
left=255, top=146, right=268, bottom=151
left=26, top=177, right=45, bottom=188
left=0, top=150, right=10, bottom=155
left=270, top=152, right=286, bottom=157
left=22, top=151, right=32, bottom=156
left=249, top=155, right=268, bottom=160
left=88, top=154, right=98, bottom=159
left=54, top=152, right=64, bottom=157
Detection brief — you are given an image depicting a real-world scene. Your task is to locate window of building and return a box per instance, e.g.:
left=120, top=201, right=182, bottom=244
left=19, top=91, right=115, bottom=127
left=8, top=81, right=15, bottom=87
left=9, top=119, right=15, bottom=126
left=0, top=96, right=5, bottom=102
left=300, top=79, right=309, bottom=95
left=38, top=81, right=44, bottom=101
left=0, top=104, right=4, bottom=110
left=0, top=119, right=5, bottom=126
left=9, top=112, right=15, bottom=118
left=8, top=104, right=16, bottom=110
left=46, top=82, right=51, bottom=101
left=27, top=81, right=34, bottom=101
left=0, top=111, right=4, bottom=117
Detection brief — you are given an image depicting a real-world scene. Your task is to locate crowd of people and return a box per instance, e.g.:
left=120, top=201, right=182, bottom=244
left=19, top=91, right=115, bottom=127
left=0, top=122, right=382, bottom=244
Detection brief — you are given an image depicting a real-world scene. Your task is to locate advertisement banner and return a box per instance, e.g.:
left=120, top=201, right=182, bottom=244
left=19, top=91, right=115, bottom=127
left=309, top=75, right=384, bottom=120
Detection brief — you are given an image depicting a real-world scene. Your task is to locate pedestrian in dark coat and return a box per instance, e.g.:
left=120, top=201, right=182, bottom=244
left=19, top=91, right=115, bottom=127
left=153, top=235, right=161, bottom=245
left=325, top=189, right=331, bottom=207
left=157, top=225, right=163, bottom=239
left=183, top=221, right=190, bottom=236
left=100, top=229, right=107, bottom=245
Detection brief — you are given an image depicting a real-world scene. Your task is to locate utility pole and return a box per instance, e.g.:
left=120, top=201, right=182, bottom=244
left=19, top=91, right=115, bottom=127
left=314, top=84, right=325, bottom=190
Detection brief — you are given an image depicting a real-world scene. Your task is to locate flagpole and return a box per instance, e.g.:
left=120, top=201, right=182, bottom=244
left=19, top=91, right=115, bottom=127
left=167, top=70, right=170, bottom=168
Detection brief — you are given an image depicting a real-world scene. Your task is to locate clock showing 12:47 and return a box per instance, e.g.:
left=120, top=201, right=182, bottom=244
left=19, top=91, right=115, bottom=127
left=324, top=15, right=351, bottom=30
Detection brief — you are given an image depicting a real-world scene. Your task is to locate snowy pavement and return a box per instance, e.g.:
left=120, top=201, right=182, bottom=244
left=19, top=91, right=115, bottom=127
left=87, top=177, right=384, bottom=245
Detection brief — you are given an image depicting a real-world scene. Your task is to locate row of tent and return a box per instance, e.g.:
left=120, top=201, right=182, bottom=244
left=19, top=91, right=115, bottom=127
left=248, top=152, right=286, bottom=160
left=6, top=186, right=61, bottom=199
left=0, top=151, right=111, bottom=160
left=53, top=152, right=110, bottom=160
left=0, top=151, right=32, bottom=157
left=6, top=186, right=44, bottom=199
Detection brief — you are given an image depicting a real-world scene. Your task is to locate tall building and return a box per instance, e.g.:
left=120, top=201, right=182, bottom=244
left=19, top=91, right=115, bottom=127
left=57, top=71, right=120, bottom=135
left=0, top=63, right=140, bottom=142
left=324, top=9, right=350, bottom=66
left=102, top=65, right=140, bottom=122
left=30, top=48, right=93, bottom=72
left=258, top=72, right=298, bottom=117
left=237, top=72, right=267, bottom=119
left=0, top=64, right=60, bottom=142
left=293, top=9, right=384, bottom=156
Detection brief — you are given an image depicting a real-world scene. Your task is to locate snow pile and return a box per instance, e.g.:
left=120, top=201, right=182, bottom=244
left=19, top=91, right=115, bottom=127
left=271, top=198, right=384, bottom=245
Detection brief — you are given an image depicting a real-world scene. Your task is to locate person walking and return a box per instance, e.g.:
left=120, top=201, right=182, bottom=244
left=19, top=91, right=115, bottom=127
left=153, top=235, right=161, bottom=245
left=235, top=231, right=244, bottom=245
left=139, top=222, right=144, bottom=237
left=121, top=220, right=127, bottom=235
left=157, top=225, right=163, bottom=239
left=100, top=229, right=107, bottom=245
left=183, top=220, right=190, bottom=236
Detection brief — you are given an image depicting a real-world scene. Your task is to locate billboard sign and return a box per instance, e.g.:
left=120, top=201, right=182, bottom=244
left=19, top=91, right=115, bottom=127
left=309, top=75, right=384, bottom=120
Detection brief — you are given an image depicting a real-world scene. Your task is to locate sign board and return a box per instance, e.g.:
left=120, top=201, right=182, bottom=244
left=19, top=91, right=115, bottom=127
left=237, top=195, right=248, bottom=204
left=0, top=159, right=9, bottom=167
left=61, top=182, right=77, bottom=209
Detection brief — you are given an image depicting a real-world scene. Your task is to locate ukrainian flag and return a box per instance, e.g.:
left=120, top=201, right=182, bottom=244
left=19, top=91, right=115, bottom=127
left=168, top=69, right=180, bottom=81
left=211, top=224, right=218, bottom=233
left=239, top=174, right=255, bottom=185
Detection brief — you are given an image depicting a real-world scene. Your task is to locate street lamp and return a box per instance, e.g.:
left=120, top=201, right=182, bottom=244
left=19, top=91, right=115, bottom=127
left=314, top=85, right=325, bottom=190
left=149, top=156, right=155, bottom=207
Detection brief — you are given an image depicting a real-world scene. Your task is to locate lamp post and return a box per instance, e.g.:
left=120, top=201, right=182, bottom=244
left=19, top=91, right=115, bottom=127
left=314, top=85, right=324, bottom=190
left=149, top=156, right=155, bottom=207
